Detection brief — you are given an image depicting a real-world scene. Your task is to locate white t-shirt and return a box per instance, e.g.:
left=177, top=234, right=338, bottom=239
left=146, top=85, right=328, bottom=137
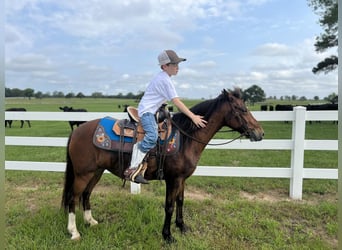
left=138, top=71, right=179, bottom=116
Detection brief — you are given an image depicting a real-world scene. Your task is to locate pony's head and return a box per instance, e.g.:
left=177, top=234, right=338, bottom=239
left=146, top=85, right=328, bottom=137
left=172, top=88, right=264, bottom=142
left=222, top=88, right=264, bottom=141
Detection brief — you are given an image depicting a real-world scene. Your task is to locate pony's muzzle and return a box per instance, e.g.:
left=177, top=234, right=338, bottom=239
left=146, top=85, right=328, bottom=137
left=247, top=129, right=264, bottom=142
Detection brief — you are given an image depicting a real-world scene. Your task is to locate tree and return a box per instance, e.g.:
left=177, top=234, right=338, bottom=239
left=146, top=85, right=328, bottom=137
left=76, top=92, right=85, bottom=98
left=5, top=88, right=12, bottom=97
left=91, top=92, right=103, bottom=98
left=24, top=88, right=34, bottom=99
left=11, top=88, right=24, bottom=97
left=324, top=92, right=338, bottom=104
left=308, top=0, right=338, bottom=74
left=65, top=92, right=75, bottom=98
left=35, top=91, right=43, bottom=99
left=242, top=85, right=266, bottom=105
left=53, top=91, right=64, bottom=97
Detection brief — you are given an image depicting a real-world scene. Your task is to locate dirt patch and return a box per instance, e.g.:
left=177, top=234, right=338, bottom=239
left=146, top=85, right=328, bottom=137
left=93, top=185, right=116, bottom=194
left=240, top=190, right=337, bottom=204
left=185, top=188, right=211, bottom=201
left=240, top=190, right=290, bottom=203
left=15, top=186, right=39, bottom=192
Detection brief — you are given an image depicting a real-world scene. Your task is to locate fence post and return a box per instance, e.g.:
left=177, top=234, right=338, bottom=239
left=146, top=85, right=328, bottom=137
left=130, top=182, right=141, bottom=194
left=289, top=106, right=306, bottom=200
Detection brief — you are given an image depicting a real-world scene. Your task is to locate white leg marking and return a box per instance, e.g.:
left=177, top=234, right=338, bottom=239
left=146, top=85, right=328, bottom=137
left=67, top=212, right=81, bottom=240
left=84, top=210, right=98, bottom=226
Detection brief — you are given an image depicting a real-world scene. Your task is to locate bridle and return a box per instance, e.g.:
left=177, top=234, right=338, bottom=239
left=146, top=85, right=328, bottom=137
left=171, top=98, right=251, bottom=146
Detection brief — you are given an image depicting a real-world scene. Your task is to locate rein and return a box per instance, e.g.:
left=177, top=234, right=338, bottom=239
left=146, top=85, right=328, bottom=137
left=171, top=119, right=245, bottom=146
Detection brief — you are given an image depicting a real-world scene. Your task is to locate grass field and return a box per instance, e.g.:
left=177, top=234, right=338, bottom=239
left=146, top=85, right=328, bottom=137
left=5, top=97, right=338, bottom=249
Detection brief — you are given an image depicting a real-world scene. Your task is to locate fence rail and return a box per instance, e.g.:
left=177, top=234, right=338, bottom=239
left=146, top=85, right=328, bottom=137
left=5, top=107, right=338, bottom=199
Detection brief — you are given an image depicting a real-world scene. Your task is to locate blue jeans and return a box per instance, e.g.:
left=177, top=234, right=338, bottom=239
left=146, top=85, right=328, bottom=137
left=139, top=112, right=158, bottom=153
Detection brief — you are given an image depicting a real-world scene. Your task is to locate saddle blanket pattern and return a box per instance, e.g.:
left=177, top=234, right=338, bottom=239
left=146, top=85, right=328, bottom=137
left=93, top=117, right=180, bottom=155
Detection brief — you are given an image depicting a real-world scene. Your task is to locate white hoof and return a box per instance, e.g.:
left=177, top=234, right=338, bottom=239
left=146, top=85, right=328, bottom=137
left=88, top=218, right=98, bottom=226
left=68, top=212, right=81, bottom=241
left=71, top=232, right=81, bottom=241
left=84, top=210, right=98, bottom=226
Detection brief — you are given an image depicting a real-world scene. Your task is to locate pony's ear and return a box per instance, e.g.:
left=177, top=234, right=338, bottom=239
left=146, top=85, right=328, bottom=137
left=232, top=88, right=242, bottom=99
left=222, top=89, right=232, bottom=101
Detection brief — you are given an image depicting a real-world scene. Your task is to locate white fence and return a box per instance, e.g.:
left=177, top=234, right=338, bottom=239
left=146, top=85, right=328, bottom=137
left=5, top=107, right=338, bottom=199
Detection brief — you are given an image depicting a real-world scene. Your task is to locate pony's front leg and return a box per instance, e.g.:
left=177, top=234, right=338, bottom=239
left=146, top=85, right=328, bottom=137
left=162, top=199, right=176, bottom=243
left=175, top=181, right=189, bottom=233
left=162, top=180, right=177, bottom=243
left=67, top=212, right=81, bottom=240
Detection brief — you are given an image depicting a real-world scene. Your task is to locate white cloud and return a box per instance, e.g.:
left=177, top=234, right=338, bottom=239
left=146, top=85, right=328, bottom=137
left=252, top=43, right=296, bottom=57
left=4, top=0, right=338, bottom=99
left=6, top=53, right=55, bottom=72
left=196, top=60, right=217, bottom=68
left=121, top=74, right=130, bottom=79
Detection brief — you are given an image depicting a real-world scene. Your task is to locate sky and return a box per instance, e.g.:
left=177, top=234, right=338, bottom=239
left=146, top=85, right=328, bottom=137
left=5, top=0, right=338, bottom=100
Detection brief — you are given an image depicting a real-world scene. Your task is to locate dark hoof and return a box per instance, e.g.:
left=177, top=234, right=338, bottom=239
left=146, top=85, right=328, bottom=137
left=178, top=224, right=189, bottom=234
left=133, top=174, right=149, bottom=184
left=164, top=235, right=176, bottom=244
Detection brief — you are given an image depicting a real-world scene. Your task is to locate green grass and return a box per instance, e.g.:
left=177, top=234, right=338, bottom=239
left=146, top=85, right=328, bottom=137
left=5, top=171, right=337, bottom=249
left=5, top=97, right=338, bottom=249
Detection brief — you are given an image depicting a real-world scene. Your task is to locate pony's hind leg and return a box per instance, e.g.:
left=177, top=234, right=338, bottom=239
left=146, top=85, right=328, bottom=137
left=67, top=212, right=81, bottom=240
left=82, top=170, right=104, bottom=226
left=67, top=173, right=94, bottom=240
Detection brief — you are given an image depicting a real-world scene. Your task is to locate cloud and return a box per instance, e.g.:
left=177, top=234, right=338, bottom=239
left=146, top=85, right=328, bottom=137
left=6, top=53, right=55, bottom=72
left=251, top=43, right=296, bottom=57
left=5, top=1, right=337, bottom=99
left=196, top=60, right=217, bottom=68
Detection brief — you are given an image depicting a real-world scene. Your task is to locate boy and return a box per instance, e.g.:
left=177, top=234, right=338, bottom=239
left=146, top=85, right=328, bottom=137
left=124, top=50, right=207, bottom=183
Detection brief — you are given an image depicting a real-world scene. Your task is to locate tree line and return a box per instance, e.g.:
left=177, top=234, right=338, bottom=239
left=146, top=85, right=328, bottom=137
left=5, top=85, right=338, bottom=105
left=5, top=87, right=143, bottom=100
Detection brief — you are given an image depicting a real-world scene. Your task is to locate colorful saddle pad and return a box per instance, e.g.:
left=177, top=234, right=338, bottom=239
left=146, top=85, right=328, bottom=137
left=93, top=117, right=180, bottom=155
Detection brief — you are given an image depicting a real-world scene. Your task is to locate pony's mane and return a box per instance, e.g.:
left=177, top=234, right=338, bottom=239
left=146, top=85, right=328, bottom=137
left=172, top=88, right=242, bottom=139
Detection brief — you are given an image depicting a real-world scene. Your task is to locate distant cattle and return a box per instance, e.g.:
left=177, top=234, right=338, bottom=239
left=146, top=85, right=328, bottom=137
left=123, top=104, right=129, bottom=112
left=275, top=104, right=294, bottom=111
left=5, top=108, right=31, bottom=128
left=260, top=105, right=268, bottom=111
left=274, top=103, right=338, bottom=124
left=305, top=103, right=338, bottom=111
left=305, top=103, right=338, bottom=124
left=275, top=104, right=294, bottom=123
left=59, top=106, right=87, bottom=130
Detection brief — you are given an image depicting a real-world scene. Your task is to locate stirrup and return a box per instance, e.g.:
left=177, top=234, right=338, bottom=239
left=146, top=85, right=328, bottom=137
left=124, top=163, right=149, bottom=184
left=133, top=174, right=149, bottom=184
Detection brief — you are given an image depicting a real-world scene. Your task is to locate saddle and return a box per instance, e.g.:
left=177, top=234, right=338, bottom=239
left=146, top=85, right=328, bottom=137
left=113, top=106, right=172, bottom=143
left=93, top=105, right=179, bottom=155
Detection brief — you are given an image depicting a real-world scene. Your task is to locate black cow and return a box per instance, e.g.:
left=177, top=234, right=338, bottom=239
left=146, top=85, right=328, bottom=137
left=260, top=105, right=268, bottom=111
left=59, top=106, right=87, bottom=130
left=275, top=104, right=294, bottom=111
left=5, top=108, right=31, bottom=128
left=305, top=103, right=338, bottom=124
left=123, top=104, right=129, bottom=112
left=275, top=104, right=294, bottom=123
left=306, top=103, right=338, bottom=111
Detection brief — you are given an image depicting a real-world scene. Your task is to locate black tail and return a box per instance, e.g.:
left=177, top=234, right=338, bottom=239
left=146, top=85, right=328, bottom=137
left=61, top=134, right=74, bottom=212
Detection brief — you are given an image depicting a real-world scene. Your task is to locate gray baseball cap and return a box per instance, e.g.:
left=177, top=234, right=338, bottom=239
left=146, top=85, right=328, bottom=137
left=158, top=50, right=186, bottom=65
